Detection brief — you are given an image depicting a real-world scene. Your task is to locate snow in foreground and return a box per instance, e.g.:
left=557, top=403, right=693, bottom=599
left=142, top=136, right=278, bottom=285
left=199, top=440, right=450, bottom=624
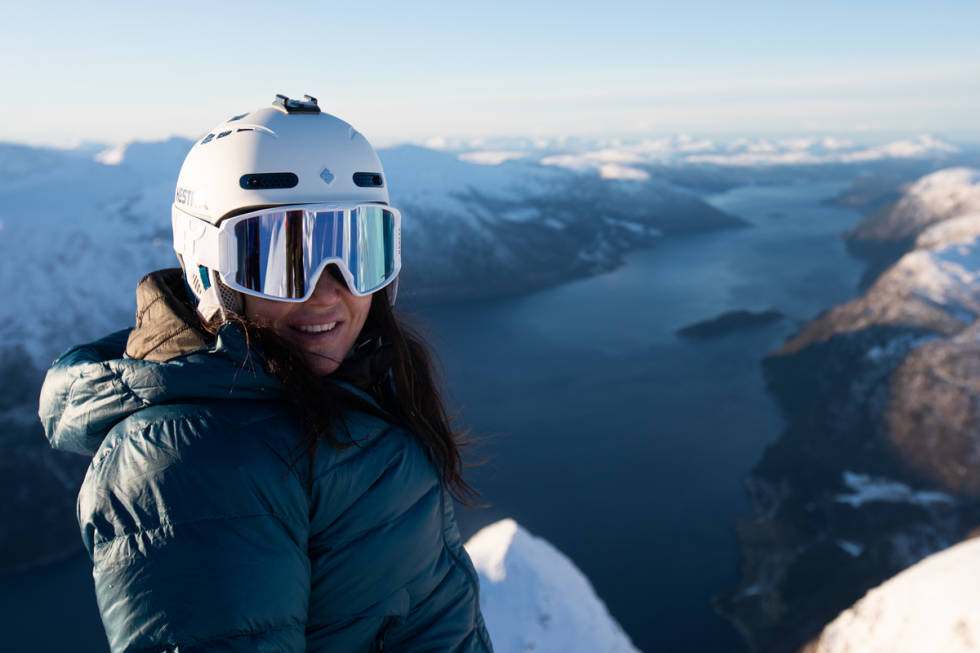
left=464, top=519, right=640, bottom=653
left=807, top=537, right=980, bottom=653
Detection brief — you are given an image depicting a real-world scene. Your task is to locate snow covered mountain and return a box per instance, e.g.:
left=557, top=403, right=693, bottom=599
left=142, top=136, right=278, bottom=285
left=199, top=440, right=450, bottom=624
left=845, top=167, right=980, bottom=270
left=465, top=519, right=639, bottom=653
left=719, top=168, right=980, bottom=653
left=383, top=144, right=741, bottom=304
left=803, top=536, right=980, bottom=653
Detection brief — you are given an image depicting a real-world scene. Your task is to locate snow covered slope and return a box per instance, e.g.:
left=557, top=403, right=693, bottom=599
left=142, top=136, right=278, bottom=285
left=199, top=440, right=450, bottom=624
left=847, top=167, right=980, bottom=248
left=780, top=212, right=980, bottom=353
left=465, top=519, right=639, bottom=653
left=804, top=536, right=980, bottom=653
left=381, top=144, right=741, bottom=304
left=0, top=144, right=181, bottom=367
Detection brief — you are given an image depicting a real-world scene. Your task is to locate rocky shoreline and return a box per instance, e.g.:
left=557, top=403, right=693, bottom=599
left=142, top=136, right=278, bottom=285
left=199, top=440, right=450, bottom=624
left=720, top=167, right=980, bottom=652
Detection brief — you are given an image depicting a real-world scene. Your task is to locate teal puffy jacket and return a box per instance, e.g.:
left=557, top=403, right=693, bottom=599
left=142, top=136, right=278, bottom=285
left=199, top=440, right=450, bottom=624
left=39, top=271, right=493, bottom=652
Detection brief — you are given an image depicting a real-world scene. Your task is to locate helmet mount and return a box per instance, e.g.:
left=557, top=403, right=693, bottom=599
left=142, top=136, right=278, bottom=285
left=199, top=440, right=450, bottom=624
left=273, top=94, right=321, bottom=114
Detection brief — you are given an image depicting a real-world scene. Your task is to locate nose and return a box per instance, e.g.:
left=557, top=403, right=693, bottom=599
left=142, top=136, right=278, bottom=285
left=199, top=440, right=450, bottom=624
left=306, top=265, right=348, bottom=305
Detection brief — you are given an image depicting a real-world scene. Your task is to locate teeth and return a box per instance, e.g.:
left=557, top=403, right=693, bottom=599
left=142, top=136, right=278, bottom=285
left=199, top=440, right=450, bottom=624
left=295, top=322, right=337, bottom=334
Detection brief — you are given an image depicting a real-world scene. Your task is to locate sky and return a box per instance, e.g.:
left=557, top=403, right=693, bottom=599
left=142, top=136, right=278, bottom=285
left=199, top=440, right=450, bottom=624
left=3, top=0, right=979, bottom=148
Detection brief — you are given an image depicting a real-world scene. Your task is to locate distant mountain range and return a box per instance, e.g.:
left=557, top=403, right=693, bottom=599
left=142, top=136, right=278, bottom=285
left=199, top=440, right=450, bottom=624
left=427, top=133, right=967, bottom=176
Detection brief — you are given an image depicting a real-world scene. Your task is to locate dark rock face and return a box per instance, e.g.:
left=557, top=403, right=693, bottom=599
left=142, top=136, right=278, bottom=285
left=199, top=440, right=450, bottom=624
left=676, top=310, right=783, bottom=341
left=718, top=326, right=980, bottom=653
left=887, top=322, right=980, bottom=497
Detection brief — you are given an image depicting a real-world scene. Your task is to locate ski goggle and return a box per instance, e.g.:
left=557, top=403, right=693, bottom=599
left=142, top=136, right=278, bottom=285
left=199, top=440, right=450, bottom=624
left=173, top=202, right=401, bottom=301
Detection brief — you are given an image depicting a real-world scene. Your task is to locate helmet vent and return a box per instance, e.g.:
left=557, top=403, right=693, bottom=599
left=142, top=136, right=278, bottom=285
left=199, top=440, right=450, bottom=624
left=216, top=131, right=232, bottom=139
left=240, top=172, right=300, bottom=190
left=215, top=274, right=244, bottom=314
left=353, top=172, right=384, bottom=188
left=200, top=133, right=215, bottom=145
left=228, top=113, right=249, bottom=122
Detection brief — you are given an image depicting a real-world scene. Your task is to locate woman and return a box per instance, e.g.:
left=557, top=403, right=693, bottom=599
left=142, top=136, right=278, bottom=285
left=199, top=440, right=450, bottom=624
left=39, top=94, right=494, bottom=652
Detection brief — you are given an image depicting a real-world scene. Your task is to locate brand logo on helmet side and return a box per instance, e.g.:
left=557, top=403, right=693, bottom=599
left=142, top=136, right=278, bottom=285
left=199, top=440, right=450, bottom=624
left=175, top=186, right=207, bottom=210
left=320, top=168, right=335, bottom=185
left=175, top=187, right=195, bottom=206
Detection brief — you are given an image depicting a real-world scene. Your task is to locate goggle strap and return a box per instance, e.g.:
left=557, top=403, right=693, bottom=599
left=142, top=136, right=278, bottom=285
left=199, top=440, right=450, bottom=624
left=196, top=284, right=223, bottom=322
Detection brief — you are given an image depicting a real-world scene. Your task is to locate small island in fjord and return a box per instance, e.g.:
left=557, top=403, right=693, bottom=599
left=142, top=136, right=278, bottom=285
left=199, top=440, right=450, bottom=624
left=675, top=309, right=784, bottom=341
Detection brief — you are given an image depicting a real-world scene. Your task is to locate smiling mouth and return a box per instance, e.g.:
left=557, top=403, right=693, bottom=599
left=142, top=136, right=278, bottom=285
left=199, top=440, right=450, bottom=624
left=291, top=322, right=338, bottom=334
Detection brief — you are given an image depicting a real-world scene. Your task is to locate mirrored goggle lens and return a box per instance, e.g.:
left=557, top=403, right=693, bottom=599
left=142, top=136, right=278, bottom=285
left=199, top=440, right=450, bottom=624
left=349, top=205, right=398, bottom=294
left=231, top=207, right=397, bottom=299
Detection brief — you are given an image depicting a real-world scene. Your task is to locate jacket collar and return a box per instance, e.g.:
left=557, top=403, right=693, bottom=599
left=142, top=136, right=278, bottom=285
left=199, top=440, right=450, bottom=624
left=126, top=268, right=212, bottom=361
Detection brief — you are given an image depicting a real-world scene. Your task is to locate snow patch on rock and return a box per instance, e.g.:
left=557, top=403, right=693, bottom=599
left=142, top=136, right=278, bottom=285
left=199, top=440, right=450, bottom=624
left=95, top=143, right=127, bottom=165
left=836, top=540, right=865, bottom=557
left=835, top=471, right=956, bottom=508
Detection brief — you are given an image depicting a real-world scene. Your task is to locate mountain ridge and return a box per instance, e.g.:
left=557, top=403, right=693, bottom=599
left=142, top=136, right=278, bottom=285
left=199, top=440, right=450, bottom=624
left=721, top=166, right=980, bottom=653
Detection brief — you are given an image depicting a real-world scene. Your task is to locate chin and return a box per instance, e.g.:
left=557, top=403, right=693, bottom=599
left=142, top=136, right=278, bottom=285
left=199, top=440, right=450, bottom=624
left=305, top=354, right=343, bottom=377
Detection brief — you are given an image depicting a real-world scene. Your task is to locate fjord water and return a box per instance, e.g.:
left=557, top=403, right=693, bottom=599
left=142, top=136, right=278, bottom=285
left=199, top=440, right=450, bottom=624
left=426, top=180, right=867, bottom=653
left=2, top=180, right=866, bottom=653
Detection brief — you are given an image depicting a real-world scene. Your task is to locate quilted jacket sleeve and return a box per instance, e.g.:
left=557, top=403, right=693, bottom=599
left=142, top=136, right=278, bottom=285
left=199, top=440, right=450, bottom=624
left=78, top=405, right=311, bottom=653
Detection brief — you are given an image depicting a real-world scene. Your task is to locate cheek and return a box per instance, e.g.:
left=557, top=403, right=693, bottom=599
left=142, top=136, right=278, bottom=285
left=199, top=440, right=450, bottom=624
left=349, top=295, right=372, bottom=330
left=243, top=296, right=292, bottom=327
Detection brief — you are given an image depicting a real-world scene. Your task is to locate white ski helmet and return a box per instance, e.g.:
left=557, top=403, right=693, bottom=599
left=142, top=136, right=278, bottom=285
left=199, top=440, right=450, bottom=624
left=172, top=94, right=393, bottom=320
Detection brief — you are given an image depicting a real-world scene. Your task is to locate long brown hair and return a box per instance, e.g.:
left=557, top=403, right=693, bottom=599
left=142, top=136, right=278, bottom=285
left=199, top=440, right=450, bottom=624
left=210, top=287, right=479, bottom=504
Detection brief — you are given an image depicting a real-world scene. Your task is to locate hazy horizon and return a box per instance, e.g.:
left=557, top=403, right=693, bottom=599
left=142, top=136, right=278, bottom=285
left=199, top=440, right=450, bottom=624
left=5, top=129, right=980, bottom=155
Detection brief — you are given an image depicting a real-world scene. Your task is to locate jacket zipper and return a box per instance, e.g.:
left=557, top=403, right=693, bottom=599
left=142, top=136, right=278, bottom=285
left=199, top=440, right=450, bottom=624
left=374, top=616, right=393, bottom=652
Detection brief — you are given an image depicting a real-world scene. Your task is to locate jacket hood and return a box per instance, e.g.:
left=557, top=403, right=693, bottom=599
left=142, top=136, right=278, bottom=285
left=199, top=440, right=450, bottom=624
left=39, top=269, right=282, bottom=456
